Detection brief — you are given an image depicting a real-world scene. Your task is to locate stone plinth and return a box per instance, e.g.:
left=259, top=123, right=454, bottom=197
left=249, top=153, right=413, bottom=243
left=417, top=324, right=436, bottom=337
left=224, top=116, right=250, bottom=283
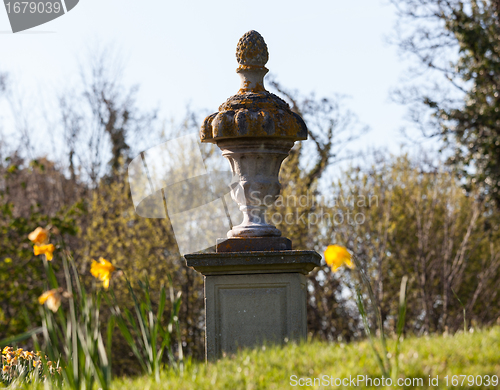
left=185, top=251, right=321, bottom=360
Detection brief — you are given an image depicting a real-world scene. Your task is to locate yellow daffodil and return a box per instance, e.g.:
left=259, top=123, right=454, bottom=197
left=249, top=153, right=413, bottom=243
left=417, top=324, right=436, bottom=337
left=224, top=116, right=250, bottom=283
left=90, top=258, right=116, bottom=289
left=28, top=227, right=49, bottom=245
left=7, top=356, right=17, bottom=365
left=4, top=352, right=14, bottom=362
left=34, top=244, right=55, bottom=261
left=38, top=288, right=62, bottom=312
left=22, top=351, right=35, bottom=359
left=2, top=346, right=13, bottom=355
left=2, top=365, right=9, bottom=372
left=324, top=245, right=354, bottom=272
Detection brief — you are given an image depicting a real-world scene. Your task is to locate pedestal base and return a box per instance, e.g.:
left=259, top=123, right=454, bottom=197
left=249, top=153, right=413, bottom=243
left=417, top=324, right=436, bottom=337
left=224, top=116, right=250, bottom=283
left=184, top=251, right=321, bottom=360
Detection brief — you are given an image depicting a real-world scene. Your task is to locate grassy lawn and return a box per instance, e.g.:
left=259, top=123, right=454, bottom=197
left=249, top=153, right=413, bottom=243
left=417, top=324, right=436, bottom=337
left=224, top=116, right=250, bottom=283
left=111, top=326, right=500, bottom=389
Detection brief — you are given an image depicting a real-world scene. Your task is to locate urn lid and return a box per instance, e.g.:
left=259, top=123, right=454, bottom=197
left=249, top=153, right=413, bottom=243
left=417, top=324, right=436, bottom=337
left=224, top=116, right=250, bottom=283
left=200, top=30, right=308, bottom=143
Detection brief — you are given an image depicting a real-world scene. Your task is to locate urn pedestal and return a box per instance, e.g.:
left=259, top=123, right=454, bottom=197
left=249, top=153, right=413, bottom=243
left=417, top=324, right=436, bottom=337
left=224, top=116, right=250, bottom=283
left=185, top=251, right=321, bottom=360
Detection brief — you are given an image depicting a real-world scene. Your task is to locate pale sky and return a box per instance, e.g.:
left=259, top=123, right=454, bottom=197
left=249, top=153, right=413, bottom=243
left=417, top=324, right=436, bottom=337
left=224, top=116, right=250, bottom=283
left=0, top=0, right=416, bottom=159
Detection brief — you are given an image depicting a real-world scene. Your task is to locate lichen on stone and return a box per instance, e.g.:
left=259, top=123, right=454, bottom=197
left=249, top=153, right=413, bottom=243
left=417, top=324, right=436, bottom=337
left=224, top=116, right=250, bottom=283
left=236, top=30, right=269, bottom=67
left=200, top=31, right=308, bottom=143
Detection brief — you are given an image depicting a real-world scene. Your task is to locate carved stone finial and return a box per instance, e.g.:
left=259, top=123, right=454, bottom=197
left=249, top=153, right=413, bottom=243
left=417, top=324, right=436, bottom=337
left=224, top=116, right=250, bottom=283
left=235, top=30, right=269, bottom=93
left=236, top=30, right=269, bottom=67
left=200, top=31, right=307, bottom=143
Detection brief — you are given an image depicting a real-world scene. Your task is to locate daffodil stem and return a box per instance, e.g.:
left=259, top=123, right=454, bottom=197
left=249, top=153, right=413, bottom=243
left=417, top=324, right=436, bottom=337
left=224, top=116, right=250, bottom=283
left=356, top=289, right=388, bottom=378
left=352, top=254, right=391, bottom=376
left=393, top=275, right=408, bottom=381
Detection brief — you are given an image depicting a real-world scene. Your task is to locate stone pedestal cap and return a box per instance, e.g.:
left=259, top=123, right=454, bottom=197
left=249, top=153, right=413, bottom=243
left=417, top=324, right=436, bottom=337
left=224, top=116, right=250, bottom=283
left=200, top=30, right=308, bottom=143
left=185, top=250, right=321, bottom=276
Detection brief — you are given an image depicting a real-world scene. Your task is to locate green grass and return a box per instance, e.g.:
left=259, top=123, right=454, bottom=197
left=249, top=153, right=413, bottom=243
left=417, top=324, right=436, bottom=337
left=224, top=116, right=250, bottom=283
left=13, top=327, right=500, bottom=389
left=111, top=327, right=500, bottom=389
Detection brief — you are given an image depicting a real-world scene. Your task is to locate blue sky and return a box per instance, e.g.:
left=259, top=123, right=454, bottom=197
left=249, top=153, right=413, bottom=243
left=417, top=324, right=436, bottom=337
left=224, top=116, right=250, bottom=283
left=0, top=0, right=417, bottom=158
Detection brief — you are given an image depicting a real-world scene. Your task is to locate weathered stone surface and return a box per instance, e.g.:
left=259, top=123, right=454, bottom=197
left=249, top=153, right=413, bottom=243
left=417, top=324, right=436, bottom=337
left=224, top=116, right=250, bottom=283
left=185, top=251, right=321, bottom=360
left=236, top=30, right=269, bottom=67
left=185, top=250, right=320, bottom=276
left=205, top=272, right=307, bottom=360
left=201, top=93, right=308, bottom=142
left=199, top=31, right=309, bottom=239
left=219, top=138, right=293, bottom=238
left=200, top=30, right=308, bottom=143
left=216, top=237, right=292, bottom=252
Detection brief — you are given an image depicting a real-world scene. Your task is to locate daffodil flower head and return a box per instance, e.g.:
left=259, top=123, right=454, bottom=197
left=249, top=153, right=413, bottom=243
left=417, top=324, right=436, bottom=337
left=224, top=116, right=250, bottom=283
left=23, top=351, right=35, bottom=359
left=28, top=227, right=49, bottom=245
left=38, top=288, right=63, bottom=312
left=34, top=244, right=55, bottom=261
left=90, top=257, right=117, bottom=289
left=324, top=245, right=354, bottom=272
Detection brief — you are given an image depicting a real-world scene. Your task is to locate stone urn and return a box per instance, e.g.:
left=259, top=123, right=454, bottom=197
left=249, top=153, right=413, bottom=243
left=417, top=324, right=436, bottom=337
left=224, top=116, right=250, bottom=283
left=201, top=30, right=308, bottom=244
